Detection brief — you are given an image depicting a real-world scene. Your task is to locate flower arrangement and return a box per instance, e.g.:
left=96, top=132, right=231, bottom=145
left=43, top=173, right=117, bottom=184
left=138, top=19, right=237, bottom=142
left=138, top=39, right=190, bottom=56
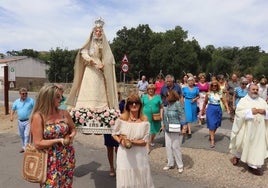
left=70, top=107, right=121, bottom=128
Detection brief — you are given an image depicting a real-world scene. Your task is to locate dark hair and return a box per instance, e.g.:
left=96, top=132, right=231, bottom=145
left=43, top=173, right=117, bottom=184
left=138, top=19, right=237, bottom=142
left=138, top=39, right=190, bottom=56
left=166, top=90, right=180, bottom=103
left=120, top=93, right=147, bottom=121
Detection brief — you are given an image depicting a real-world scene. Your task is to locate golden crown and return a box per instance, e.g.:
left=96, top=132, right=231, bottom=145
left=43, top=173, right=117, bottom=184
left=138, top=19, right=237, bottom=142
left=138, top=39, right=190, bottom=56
left=95, top=17, right=105, bottom=28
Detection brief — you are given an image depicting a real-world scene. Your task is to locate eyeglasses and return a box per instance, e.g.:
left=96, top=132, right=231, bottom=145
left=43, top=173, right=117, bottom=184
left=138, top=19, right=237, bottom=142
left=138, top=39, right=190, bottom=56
left=128, top=101, right=141, bottom=105
left=21, top=92, right=28, bottom=95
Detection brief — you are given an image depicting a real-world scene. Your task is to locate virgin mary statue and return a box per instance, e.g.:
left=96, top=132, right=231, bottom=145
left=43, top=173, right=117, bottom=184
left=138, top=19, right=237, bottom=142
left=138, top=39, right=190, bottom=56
left=66, top=18, right=118, bottom=109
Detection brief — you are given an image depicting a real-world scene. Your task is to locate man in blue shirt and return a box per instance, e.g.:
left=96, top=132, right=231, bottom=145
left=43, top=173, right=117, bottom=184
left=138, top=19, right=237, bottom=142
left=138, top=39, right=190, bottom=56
left=160, top=74, right=182, bottom=107
left=10, top=88, right=35, bottom=153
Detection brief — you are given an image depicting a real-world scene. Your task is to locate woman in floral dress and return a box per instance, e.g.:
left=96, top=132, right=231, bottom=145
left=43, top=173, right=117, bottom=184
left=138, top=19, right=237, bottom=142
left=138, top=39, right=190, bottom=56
left=196, top=73, right=209, bottom=125
left=31, top=84, right=76, bottom=187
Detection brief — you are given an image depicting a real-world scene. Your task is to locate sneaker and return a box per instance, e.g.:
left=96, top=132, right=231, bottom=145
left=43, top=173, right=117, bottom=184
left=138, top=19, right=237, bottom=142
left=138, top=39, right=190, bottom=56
left=150, top=143, right=155, bottom=147
left=178, top=167, right=184, bottom=173
left=163, top=166, right=174, bottom=170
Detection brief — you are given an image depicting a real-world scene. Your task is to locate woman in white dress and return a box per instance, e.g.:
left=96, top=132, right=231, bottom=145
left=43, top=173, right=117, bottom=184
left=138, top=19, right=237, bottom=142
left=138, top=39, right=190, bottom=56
left=112, top=94, right=154, bottom=188
left=66, top=18, right=118, bottom=110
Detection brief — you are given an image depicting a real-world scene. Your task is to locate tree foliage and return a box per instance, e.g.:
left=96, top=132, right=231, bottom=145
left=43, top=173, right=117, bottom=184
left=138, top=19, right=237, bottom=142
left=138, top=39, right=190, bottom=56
left=46, top=48, right=77, bottom=83
left=5, top=25, right=268, bottom=83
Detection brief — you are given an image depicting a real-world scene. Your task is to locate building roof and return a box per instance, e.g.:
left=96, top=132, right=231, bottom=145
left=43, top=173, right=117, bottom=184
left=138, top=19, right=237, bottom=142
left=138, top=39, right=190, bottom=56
left=0, top=56, right=28, bottom=64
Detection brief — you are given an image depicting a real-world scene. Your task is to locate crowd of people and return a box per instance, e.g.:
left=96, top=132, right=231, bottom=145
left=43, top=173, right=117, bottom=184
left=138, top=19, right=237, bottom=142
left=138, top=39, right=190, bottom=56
left=8, top=18, right=268, bottom=188
left=136, top=72, right=268, bottom=177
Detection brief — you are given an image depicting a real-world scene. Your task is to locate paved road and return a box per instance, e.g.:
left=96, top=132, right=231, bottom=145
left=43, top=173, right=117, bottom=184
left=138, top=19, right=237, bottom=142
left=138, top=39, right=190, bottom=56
left=0, top=114, right=232, bottom=188
left=0, top=132, right=208, bottom=188
left=0, top=89, right=232, bottom=187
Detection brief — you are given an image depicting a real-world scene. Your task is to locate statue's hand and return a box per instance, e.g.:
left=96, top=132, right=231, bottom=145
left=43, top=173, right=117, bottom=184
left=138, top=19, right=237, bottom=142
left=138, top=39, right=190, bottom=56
left=98, top=63, right=104, bottom=71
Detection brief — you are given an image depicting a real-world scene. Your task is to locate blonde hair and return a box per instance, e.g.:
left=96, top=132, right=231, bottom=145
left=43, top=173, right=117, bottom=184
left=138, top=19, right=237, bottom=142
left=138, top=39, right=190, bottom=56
left=147, top=84, right=156, bottom=91
left=198, top=73, right=206, bottom=79
left=30, top=84, right=60, bottom=122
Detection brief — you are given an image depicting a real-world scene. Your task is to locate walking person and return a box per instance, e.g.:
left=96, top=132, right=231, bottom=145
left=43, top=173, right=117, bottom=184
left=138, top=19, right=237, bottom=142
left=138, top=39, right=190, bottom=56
left=162, top=90, right=187, bottom=173
left=160, top=74, right=182, bottom=107
left=31, top=84, right=76, bottom=187
left=141, top=84, right=163, bottom=152
left=154, top=74, right=165, bottom=95
left=182, top=77, right=200, bottom=138
left=201, top=80, right=230, bottom=148
left=233, top=77, right=248, bottom=108
left=226, top=73, right=240, bottom=122
left=112, top=93, right=154, bottom=188
left=230, top=84, right=268, bottom=176
left=217, top=74, right=227, bottom=111
left=196, top=73, right=209, bottom=125
left=10, top=88, right=35, bottom=153
left=137, top=75, right=149, bottom=97
left=257, top=77, right=268, bottom=102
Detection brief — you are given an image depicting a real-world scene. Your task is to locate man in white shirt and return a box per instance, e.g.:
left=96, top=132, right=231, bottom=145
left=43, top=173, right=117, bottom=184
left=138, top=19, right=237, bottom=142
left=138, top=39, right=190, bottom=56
left=137, top=75, right=149, bottom=97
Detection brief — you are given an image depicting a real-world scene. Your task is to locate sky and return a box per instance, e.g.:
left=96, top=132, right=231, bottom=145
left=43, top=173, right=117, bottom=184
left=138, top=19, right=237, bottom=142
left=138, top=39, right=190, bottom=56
left=1, top=0, right=268, bottom=54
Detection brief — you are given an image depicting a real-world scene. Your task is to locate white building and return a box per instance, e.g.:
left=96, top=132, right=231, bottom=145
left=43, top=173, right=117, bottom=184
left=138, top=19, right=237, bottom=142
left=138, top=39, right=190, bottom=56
left=0, top=56, right=49, bottom=90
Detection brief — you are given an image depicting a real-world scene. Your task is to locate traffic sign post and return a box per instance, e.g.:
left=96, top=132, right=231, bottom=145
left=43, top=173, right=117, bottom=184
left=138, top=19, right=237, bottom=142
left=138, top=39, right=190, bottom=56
left=121, top=54, right=129, bottom=97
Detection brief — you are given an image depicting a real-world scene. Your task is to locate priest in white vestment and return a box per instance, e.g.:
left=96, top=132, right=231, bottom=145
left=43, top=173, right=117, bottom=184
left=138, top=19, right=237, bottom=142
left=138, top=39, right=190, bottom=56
left=229, top=84, right=268, bottom=176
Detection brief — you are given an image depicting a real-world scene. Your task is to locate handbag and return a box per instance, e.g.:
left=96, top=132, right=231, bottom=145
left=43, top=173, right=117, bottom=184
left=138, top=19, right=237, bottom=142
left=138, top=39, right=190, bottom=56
left=150, top=105, right=162, bottom=121
left=166, top=114, right=181, bottom=133
left=152, top=113, right=162, bottom=121
left=168, top=123, right=181, bottom=132
left=22, top=144, right=48, bottom=184
left=22, top=114, right=48, bottom=184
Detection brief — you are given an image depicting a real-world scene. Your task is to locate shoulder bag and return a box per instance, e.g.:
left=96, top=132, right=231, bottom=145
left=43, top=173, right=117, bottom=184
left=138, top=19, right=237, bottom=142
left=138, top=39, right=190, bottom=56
left=151, top=105, right=162, bottom=121
left=22, top=115, right=48, bottom=184
left=166, top=110, right=181, bottom=133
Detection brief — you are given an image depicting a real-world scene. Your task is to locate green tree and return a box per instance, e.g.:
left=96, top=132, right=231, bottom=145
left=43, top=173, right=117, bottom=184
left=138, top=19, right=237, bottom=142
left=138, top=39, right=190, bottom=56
left=47, top=48, right=77, bottom=83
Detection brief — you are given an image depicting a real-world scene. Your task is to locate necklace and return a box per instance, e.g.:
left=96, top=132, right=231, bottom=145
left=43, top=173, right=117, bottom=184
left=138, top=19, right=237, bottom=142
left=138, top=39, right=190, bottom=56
left=129, top=116, right=138, bottom=122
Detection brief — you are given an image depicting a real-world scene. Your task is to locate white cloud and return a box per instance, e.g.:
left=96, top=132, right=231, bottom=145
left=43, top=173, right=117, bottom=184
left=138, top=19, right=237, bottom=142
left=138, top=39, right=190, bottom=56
left=0, top=0, right=268, bottom=53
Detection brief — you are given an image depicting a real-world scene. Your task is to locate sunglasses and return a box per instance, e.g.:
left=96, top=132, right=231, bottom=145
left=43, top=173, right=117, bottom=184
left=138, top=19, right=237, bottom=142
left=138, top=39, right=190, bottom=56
left=21, top=92, right=28, bottom=95
left=242, top=83, right=248, bottom=85
left=211, top=85, right=218, bottom=87
left=128, top=101, right=141, bottom=105
left=56, top=94, right=62, bottom=99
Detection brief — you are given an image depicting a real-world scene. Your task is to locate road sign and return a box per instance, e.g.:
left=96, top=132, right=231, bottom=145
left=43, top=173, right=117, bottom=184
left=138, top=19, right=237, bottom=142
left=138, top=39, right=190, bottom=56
left=121, top=54, right=129, bottom=73
left=121, top=62, right=129, bottom=73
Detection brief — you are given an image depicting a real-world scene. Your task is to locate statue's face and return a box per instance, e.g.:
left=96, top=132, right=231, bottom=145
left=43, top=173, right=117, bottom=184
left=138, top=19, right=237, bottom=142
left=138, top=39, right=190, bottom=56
left=94, top=27, right=102, bottom=38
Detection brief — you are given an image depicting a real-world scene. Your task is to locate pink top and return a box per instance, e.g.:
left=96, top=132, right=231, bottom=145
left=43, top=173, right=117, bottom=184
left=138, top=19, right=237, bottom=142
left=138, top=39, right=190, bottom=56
left=155, top=80, right=165, bottom=94
left=197, top=82, right=209, bottom=92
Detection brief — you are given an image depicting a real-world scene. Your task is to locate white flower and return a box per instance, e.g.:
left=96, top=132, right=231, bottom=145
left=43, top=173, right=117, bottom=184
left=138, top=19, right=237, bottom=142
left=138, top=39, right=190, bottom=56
left=70, top=107, right=120, bottom=128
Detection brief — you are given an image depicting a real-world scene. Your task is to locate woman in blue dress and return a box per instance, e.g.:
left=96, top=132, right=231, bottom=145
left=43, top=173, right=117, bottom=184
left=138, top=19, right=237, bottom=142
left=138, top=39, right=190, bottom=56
left=201, top=80, right=230, bottom=148
left=182, top=77, right=199, bottom=137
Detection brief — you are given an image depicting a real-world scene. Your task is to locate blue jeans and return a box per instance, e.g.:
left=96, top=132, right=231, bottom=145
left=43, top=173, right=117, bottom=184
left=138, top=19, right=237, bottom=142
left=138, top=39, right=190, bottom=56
left=18, top=120, right=30, bottom=149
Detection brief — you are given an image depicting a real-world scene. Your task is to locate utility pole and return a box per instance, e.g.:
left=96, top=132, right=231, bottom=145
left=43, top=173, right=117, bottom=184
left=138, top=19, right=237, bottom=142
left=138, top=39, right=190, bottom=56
left=4, top=65, right=9, bottom=115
